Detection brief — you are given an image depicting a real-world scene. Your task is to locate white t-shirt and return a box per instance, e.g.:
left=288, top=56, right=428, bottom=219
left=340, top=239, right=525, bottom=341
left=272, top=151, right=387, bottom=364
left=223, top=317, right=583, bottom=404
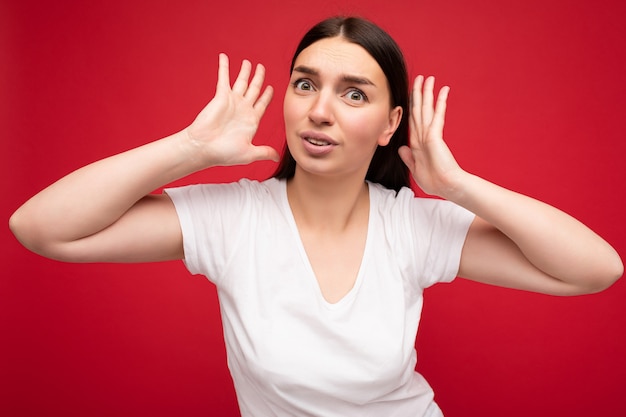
left=165, top=178, right=474, bottom=417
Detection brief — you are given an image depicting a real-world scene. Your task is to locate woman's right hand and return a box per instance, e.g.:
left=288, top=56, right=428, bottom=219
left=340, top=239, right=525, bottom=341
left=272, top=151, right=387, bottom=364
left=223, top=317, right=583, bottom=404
left=9, top=53, right=279, bottom=263
left=185, top=53, right=279, bottom=168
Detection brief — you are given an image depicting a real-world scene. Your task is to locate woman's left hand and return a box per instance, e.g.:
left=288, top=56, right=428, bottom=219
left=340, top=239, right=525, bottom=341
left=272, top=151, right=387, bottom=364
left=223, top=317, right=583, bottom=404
left=400, top=78, right=623, bottom=296
left=398, top=75, right=466, bottom=199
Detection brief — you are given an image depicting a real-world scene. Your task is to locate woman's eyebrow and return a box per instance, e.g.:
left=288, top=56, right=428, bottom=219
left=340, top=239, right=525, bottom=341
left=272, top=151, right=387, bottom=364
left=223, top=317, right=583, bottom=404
left=342, top=74, right=375, bottom=87
left=293, top=65, right=376, bottom=87
left=292, top=65, right=318, bottom=76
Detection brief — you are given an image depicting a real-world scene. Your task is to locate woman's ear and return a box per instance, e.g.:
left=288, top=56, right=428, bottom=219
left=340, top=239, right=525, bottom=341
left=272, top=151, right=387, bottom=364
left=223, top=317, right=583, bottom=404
left=377, top=105, right=403, bottom=146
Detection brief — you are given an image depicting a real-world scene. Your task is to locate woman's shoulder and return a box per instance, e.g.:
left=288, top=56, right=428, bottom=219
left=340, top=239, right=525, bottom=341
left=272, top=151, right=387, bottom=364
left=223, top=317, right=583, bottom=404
left=164, top=177, right=287, bottom=212
left=369, top=181, right=472, bottom=219
left=168, top=176, right=283, bottom=195
left=368, top=182, right=417, bottom=208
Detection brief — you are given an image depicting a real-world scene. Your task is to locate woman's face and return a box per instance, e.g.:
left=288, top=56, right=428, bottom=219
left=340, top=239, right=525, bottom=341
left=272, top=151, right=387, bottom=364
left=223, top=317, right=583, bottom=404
left=283, top=37, right=402, bottom=181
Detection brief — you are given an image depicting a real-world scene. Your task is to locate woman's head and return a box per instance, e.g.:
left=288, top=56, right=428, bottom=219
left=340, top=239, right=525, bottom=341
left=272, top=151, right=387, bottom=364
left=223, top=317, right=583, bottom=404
left=274, top=16, right=411, bottom=192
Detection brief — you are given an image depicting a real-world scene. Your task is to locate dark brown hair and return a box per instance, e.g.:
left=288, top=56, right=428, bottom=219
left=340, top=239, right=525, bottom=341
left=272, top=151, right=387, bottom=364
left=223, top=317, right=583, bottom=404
left=272, top=16, right=411, bottom=192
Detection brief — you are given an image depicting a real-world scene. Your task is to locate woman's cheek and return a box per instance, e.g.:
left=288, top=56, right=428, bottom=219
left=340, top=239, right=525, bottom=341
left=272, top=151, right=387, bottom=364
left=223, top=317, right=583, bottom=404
left=343, top=110, right=384, bottom=147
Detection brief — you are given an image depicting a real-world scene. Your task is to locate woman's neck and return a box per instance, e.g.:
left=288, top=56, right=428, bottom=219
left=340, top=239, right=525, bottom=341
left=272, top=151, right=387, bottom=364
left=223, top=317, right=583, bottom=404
left=286, top=169, right=369, bottom=233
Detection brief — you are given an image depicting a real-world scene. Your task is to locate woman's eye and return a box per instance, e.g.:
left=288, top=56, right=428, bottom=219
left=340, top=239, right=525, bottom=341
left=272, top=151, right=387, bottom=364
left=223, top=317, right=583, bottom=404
left=346, top=89, right=367, bottom=102
left=294, top=79, right=313, bottom=91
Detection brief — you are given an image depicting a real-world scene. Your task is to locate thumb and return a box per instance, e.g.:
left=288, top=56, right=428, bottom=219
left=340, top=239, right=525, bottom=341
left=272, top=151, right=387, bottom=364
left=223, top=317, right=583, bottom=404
left=249, top=145, right=280, bottom=163
left=398, top=145, right=415, bottom=170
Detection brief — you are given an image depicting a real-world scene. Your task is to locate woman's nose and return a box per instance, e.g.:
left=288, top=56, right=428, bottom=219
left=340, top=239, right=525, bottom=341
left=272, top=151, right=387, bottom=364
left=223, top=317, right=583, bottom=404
left=308, top=91, right=335, bottom=125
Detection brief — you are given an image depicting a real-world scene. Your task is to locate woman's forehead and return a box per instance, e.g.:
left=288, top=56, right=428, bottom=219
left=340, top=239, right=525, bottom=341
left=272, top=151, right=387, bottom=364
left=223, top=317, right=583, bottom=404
left=293, top=37, right=385, bottom=82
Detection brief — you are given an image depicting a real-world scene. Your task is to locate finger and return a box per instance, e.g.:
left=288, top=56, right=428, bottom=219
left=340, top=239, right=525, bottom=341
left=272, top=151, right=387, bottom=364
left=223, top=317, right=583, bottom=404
left=412, top=75, right=424, bottom=107
left=249, top=145, right=281, bottom=163
left=244, top=63, right=266, bottom=101
left=232, top=59, right=252, bottom=95
left=397, top=145, right=416, bottom=173
left=411, top=75, right=424, bottom=136
left=253, top=85, right=274, bottom=115
left=217, top=53, right=230, bottom=91
left=422, top=76, right=435, bottom=127
left=431, top=86, right=450, bottom=134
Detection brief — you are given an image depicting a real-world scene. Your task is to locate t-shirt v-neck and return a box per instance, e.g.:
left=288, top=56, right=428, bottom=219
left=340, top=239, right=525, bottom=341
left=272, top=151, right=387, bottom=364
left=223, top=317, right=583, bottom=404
left=279, top=181, right=374, bottom=309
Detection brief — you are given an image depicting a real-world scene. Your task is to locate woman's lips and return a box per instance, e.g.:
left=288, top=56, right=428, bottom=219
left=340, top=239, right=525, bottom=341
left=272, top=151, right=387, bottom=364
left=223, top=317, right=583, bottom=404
left=300, top=132, right=337, bottom=156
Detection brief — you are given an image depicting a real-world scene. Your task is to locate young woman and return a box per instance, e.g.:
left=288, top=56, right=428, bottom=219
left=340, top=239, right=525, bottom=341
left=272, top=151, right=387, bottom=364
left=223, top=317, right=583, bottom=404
left=9, top=16, right=623, bottom=417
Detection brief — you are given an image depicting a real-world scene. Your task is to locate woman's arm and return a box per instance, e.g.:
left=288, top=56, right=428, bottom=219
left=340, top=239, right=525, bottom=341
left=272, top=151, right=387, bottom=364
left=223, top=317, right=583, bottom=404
left=399, top=76, right=623, bottom=295
left=9, top=54, right=278, bottom=263
left=454, top=176, right=622, bottom=295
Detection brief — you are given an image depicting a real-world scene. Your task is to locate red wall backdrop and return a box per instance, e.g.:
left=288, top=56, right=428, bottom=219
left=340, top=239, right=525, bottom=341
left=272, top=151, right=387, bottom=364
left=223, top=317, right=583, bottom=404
left=2, top=0, right=625, bottom=416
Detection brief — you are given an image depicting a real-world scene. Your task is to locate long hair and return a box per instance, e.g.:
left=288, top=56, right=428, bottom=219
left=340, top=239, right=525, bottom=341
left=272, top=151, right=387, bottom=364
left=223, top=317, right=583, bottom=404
left=272, top=16, right=411, bottom=192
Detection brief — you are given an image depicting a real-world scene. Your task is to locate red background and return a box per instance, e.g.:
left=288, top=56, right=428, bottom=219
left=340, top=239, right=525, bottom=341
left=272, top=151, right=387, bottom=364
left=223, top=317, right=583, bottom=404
left=2, top=0, right=625, bottom=416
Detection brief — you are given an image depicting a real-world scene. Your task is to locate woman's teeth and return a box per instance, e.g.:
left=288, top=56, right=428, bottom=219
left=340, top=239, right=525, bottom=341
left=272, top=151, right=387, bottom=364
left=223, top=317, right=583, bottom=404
left=306, top=137, right=330, bottom=146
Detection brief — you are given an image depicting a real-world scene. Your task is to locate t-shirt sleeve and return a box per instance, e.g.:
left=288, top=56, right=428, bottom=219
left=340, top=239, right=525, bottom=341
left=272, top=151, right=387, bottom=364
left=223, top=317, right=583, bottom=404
left=164, top=180, right=259, bottom=283
left=391, top=187, right=475, bottom=289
